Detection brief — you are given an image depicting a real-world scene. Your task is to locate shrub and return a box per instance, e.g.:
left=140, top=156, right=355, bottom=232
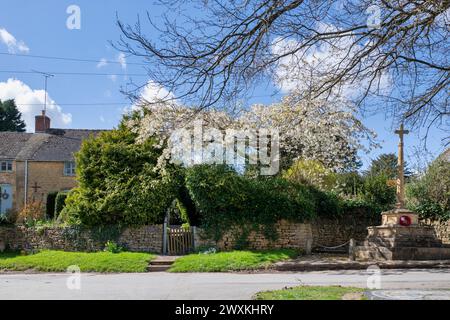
left=406, top=158, right=450, bottom=220
left=177, top=181, right=200, bottom=225
left=185, top=164, right=255, bottom=241
left=283, top=159, right=337, bottom=191
left=338, top=197, right=380, bottom=218
left=185, top=164, right=333, bottom=244
left=61, top=124, right=181, bottom=226
left=16, top=200, right=45, bottom=227
left=104, top=240, right=123, bottom=253
left=54, top=191, right=69, bottom=219
left=334, top=172, right=364, bottom=196
left=175, top=198, right=190, bottom=226
left=362, top=173, right=396, bottom=209
left=309, top=188, right=341, bottom=217
left=411, top=201, right=449, bottom=221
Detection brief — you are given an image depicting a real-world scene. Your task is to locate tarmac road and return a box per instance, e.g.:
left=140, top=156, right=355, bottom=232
left=0, top=268, right=449, bottom=300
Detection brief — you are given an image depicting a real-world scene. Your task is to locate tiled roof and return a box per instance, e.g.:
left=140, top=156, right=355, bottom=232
left=0, top=129, right=103, bottom=161
left=0, top=132, right=33, bottom=159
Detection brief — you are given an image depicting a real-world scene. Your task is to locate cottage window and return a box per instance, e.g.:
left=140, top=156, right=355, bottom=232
left=64, top=161, right=76, bottom=176
left=0, top=160, right=13, bottom=172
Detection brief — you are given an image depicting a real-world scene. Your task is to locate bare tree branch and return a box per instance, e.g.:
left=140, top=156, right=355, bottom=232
left=116, top=0, right=449, bottom=137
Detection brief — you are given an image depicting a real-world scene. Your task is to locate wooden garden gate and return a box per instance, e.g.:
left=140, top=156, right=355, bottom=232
left=167, top=227, right=194, bottom=255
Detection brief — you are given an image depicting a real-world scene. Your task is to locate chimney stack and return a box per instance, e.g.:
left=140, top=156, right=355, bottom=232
left=35, top=110, right=51, bottom=133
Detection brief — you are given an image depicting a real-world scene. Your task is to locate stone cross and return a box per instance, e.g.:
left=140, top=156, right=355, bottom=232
left=394, top=123, right=409, bottom=209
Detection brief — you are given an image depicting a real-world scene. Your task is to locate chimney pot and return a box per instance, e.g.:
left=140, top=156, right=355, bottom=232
left=35, top=111, right=51, bottom=133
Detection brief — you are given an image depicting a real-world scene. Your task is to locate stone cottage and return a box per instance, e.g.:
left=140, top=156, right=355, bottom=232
left=0, top=111, right=102, bottom=216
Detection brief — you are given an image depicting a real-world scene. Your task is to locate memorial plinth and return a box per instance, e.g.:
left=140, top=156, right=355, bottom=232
left=351, top=124, right=450, bottom=261
left=353, top=209, right=450, bottom=261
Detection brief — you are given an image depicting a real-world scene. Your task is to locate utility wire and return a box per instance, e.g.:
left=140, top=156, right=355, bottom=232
left=0, top=70, right=148, bottom=76
left=16, top=103, right=128, bottom=106
left=0, top=52, right=147, bottom=66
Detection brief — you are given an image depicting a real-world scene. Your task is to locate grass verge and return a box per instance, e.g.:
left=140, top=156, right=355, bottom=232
left=0, top=250, right=155, bottom=273
left=254, top=285, right=366, bottom=300
left=169, top=249, right=298, bottom=272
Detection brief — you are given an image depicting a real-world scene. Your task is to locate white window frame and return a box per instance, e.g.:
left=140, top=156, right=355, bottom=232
left=0, top=160, right=13, bottom=173
left=64, top=161, right=76, bottom=176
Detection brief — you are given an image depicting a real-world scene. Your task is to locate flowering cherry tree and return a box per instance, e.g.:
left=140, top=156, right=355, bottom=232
left=127, top=91, right=376, bottom=173
left=242, top=92, right=377, bottom=170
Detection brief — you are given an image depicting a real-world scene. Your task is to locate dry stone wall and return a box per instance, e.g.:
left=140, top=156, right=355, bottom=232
left=1, top=218, right=448, bottom=253
left=0, top=225, right=163, bottom=253
left=194, top=220, right=313, bottom=251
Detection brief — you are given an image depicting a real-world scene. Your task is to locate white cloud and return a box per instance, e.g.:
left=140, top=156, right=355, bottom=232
left=122, top=81, right=177, bottom=115
left=0, top=28, right=29, bottom=53
left=117, top=53, right=127, bottom=70
left=271, top=22, right=391, bottom=99
left=0, top=78, right=72, bottom=132
left=96, top=58, right=108, bottom=68
left=141, top=80, right=175, bottom=102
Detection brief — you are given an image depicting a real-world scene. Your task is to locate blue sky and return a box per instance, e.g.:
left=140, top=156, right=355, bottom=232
left=0, top=0, right=447, bottom=170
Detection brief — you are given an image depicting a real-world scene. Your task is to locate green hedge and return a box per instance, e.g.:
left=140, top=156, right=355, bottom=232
left=60, top=125, right=180, bottom=226
left=361, top=173, right=396, bottom=209
left=54, top=191, right=69, bottom=218
left=338, top=197, right=380, bottom=218
left=184, top=165, right=354, bottom=244
left=406, top=158, right=449, bottom=220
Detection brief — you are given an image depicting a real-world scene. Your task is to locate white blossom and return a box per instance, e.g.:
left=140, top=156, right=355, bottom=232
left=127, top=92, right=377, bottom=173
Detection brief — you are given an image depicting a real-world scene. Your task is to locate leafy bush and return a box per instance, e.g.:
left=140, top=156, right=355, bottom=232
left=362, top=173, right=396, bottom=209
left=283, top=159, right=337, bottom=191
left=338, top=197, right=380, bottom=218
left=177, top=182, right=200, bottom=225
left=334, top=172, right=364, bottom=196
left=411, top=201, right=449, bottom=220
left=16, top=200, right=45, bottom=227
left=104, top=240, right=123, bottom=253
left=185, top=164, right=338, bottom=243
left=54, top=191, right=69, bottom=219
left=61, top=124, right=181, bottom=226
left=406, top=158, right=450, bottom=220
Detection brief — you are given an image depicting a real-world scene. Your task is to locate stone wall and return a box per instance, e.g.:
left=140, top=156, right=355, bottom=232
left=422, top=219, right=450, bottom=244
left=1, top=218, right=448, bottom=254
left=0, top=225, right=163, bottom=253
left=194, top=220, right=313, bottom=251
left=193, top=216, right=380, bottom=252
left=310, top=215, right=379, bottom=248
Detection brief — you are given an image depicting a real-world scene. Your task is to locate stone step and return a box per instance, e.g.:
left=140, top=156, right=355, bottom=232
left=353, top=245, right=450, bottom=261
left=147, top=264, right=172, bottom=272
left=150, top=260, right=175, bottom=266
left=147, top=255, right=179, bottom=272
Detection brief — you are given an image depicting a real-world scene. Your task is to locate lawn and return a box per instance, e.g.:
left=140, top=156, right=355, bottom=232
left=0, top=250, right=155, bottom=273
left=254, top=286, right=366, bottom=300
left=169, top=249, right=298, bottom=272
